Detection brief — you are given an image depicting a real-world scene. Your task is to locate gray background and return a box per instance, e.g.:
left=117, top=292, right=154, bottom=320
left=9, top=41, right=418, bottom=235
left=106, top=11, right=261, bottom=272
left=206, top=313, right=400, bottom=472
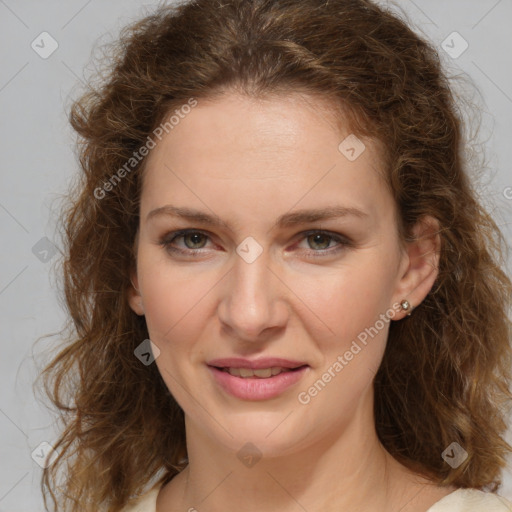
left=1, top=1, right=511, bottom=510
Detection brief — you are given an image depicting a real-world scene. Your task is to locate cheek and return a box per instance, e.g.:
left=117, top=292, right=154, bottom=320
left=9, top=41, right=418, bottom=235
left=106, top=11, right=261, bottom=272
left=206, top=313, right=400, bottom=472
left=295, top=255, right=398, bottom=347
left=139, top=261, right=211, bottom=400
left=294, top=264, right=395, bottom=421
left=137, top=252, right=211, bottom=346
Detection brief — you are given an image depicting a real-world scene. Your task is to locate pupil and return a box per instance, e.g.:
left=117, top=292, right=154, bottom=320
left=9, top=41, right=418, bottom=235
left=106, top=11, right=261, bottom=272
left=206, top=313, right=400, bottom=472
left=311, top=234, right=329, bottom=249
left=183, top=233, right=331, bottom=250
left=187, top=233, right=204, bottom=248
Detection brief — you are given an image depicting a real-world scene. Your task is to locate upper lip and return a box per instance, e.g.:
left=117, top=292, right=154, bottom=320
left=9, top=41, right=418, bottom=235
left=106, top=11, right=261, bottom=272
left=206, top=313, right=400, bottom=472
left=207, top=357, right=307, bottom=370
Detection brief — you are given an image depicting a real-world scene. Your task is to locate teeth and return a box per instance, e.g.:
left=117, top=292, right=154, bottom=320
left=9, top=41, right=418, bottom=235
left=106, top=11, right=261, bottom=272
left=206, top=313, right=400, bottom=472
left=225, top=367, right=292, bottom=378
left=239, top=368, right=254, bottom=378
left=254, top=368, right=272, bottom=378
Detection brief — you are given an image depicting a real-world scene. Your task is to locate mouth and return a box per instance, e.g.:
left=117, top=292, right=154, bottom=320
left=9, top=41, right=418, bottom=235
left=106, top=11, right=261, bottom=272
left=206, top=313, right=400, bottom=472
left=215, top=366, right=307, bottom=378
left=207, top=358, right=309, bottom=400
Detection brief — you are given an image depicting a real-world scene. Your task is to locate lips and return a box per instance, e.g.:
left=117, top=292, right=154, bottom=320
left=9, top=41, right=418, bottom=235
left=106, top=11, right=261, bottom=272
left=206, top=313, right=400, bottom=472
left=222, top=367, right=294, bottom=378
left=208, top=357, right=306, bottom=370
left=207, top=357, right=309, bottom=400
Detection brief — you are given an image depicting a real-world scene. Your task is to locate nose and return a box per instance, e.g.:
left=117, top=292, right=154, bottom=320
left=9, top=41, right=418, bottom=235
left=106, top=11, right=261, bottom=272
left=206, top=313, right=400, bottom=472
left=217, top=249, right=289, bottom=343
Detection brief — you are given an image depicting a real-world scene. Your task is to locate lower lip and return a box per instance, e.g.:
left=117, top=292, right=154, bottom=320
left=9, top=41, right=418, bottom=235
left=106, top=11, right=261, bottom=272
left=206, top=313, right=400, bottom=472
left=208, top=366, right=308, bottom=401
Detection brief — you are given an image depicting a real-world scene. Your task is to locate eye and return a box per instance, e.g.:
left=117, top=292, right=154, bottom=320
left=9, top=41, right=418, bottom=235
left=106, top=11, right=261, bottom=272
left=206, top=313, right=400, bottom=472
left=294, top=230, right=351, bottom=257
left=159, top=229, right=352, bottom=257
left=160, top=229, right=212, bottom=255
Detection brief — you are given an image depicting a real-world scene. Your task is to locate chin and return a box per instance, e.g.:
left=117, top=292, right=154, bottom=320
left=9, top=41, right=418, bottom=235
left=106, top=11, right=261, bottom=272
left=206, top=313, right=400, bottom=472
left=189, top=406, right=320, bottom=458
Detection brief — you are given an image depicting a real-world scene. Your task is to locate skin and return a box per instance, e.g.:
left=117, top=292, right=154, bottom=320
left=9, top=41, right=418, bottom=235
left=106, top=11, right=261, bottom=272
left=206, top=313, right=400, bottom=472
left=128, top=91, right=455, bottom=511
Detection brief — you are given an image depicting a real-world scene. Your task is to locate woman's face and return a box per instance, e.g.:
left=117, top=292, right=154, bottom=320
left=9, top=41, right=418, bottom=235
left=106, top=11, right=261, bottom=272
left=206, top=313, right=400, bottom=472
left=129, top=92, right=418, bottom=457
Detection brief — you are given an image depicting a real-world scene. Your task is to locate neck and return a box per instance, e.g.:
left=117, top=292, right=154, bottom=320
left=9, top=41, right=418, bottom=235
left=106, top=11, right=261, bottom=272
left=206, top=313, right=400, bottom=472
left=163, top=389, right=438, bottom=512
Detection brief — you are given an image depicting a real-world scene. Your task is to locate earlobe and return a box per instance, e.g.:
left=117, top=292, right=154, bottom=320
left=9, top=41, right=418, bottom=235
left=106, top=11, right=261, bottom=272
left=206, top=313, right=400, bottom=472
left=128, top=271, right=145, bottom=316
left=392, top=215, right=441, bottom=320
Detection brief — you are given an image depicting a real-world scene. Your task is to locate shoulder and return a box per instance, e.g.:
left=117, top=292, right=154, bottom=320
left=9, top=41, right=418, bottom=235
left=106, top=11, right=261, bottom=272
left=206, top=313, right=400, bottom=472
left=119, top=485, right=161, bottom=512
left=428, top=489, right=512, bottom=511
left=118, top=486, right=512, bottom=512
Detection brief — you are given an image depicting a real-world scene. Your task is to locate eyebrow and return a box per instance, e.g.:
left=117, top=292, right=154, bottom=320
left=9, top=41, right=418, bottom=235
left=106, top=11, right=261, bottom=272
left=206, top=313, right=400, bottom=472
left=146, top=204, right=368, bottom=231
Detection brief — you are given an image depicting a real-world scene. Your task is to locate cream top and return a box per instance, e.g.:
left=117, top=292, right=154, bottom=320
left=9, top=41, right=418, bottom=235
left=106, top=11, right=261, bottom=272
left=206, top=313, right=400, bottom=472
left=122, top=486, right=512, bottom=511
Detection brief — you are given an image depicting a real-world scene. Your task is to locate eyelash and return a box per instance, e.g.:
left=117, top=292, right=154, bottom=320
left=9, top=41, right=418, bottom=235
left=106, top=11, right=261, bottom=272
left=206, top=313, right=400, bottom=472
left=159, top=229, right=352, bottom=258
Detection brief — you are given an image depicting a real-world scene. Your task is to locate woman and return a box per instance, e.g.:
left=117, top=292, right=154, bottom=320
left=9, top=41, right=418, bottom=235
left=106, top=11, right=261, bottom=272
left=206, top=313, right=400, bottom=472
left=39, top=0, right=512, bottom=511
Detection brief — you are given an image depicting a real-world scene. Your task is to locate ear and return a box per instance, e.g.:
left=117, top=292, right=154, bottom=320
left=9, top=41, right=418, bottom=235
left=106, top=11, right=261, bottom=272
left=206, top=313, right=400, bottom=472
left=128, top=269, right=145, bottom=316
left=391, top=215, right=441, bottom=320
left=128, top=231, right=144, bottom=316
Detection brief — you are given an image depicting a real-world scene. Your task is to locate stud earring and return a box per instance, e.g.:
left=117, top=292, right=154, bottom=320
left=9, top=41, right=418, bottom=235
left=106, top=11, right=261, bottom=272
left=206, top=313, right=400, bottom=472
left=400, top=299, right=412, bottom=317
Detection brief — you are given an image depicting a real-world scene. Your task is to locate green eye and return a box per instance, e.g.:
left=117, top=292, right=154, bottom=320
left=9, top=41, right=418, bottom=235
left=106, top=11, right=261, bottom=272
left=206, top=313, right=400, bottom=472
left=160, top=229, right=352, bottom=258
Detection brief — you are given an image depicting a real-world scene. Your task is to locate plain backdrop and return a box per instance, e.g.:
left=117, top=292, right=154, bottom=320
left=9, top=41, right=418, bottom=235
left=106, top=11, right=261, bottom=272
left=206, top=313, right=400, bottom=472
left=0, top=1, right=511, bottom=510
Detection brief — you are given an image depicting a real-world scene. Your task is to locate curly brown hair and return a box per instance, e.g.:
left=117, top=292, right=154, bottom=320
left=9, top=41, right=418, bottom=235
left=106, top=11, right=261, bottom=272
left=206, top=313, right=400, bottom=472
left=36, top=0, right=512, bottom=510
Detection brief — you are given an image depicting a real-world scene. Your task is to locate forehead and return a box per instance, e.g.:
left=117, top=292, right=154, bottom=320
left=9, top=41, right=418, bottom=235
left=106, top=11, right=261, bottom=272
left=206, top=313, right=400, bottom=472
left=139, top=92, right=391, bottom=227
